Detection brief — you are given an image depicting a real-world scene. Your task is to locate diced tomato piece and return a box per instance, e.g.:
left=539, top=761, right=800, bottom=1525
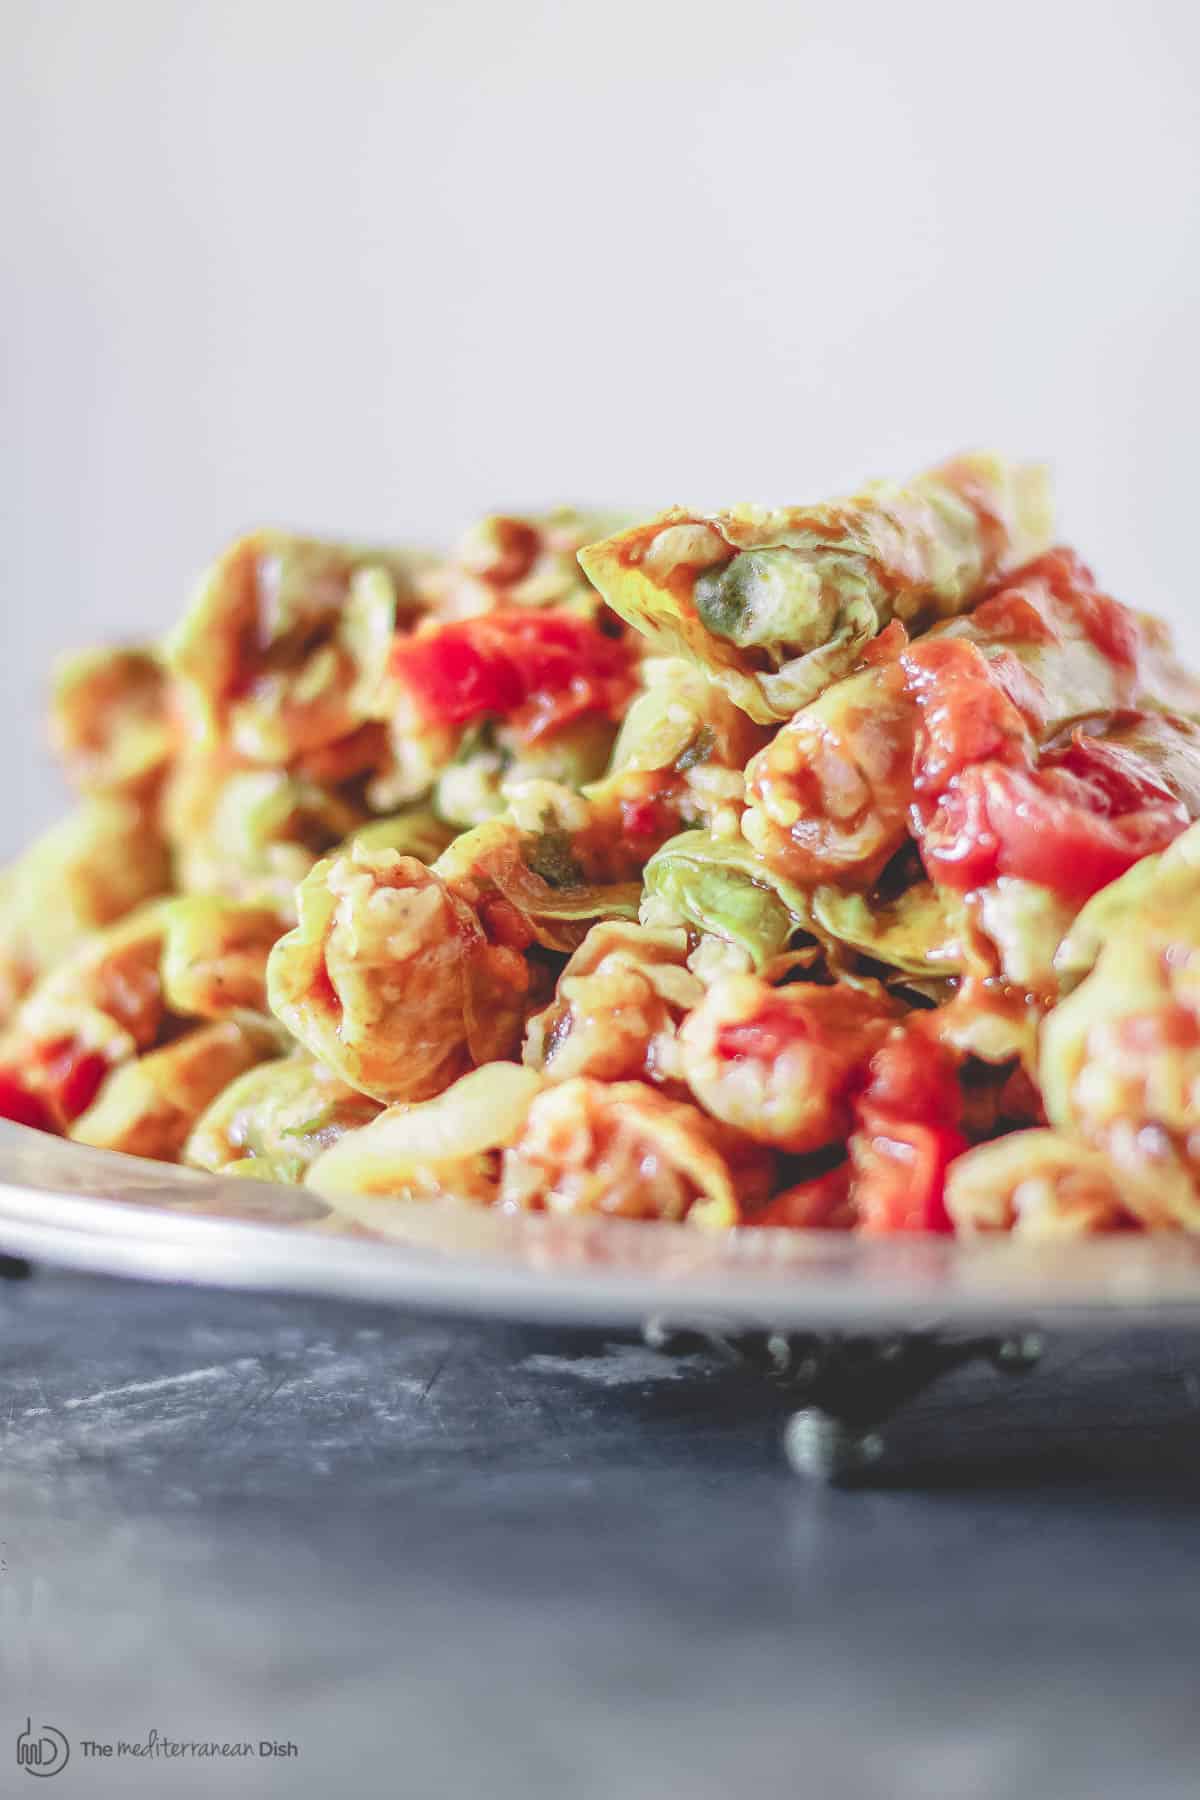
left=919, top=748, right=1189, bottom=901
left=1037, top=546, right=1140, bottom=669
left=902, top=550, right=1147, bottom=832
left=397, top=628, right=523, bottom=724
left=847, top=1017, right=965, bottom=1234
left=390, top=607, right=635, bottom=743
left=973, top=548, right=1140, bottom=670
left=752, top=1163, right=853, bottom=1229
left=859, top=1025, right=961, bottom=1128
left=716, top=1000, right=815, bottom=1065
left=902, top=638, right=1036, bottom=801
left=34, top=1039, right=109, bottom=1123
left=0, top=1069, right=55, bottom=1134
left=477, top=895, right=535, bottom=952
left=619, top=796, right=672, bottom=842
left=853, top=1119, right=965, bottom=1235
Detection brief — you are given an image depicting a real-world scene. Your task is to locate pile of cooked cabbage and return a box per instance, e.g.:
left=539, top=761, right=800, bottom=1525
left=6, top=456, right=1200, bottom=1237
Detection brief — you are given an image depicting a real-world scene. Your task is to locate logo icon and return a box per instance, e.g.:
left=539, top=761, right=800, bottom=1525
left=16, top=1720, right=69, bottom=1778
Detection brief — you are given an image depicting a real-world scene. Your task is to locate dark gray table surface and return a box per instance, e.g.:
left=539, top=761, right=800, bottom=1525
left=0, top=1265, right=1198, bottom=1799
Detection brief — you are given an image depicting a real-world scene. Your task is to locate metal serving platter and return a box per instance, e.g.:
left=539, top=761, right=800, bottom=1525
left=2, top=1120, right=1200, bottom=1332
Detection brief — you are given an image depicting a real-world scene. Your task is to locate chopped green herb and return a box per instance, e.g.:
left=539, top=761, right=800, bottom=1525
left=281, top=1104, right=339, bottom=1140
left=675, top=726, right=715, bottom=773
left=451, top=719, right=506, bottom=766
left=525, top=817, right=585, bottom=889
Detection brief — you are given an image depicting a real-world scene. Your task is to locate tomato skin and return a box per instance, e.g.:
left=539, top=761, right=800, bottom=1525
left=900, top=545, right=1143, bottom=807
left=849, top=1022, right=964, bottom=1235
left=619, top=796, right=673, bottom=842
left=714, top=987, right=890, bottom=1075
left=903, top=638, right=1036, bottom=802
left=969, top=547, right=1139, bottom=671
left=858, top=619, right=909, bottom=668
left=920, top=754, right=1188, bottom=901
left=716, top=999, right=817, bottom=1065
left=853, top=1119, right=965, bottom=1235
left=1035, top=546, right=1139, bottom=669
left=477, top=895, right=535, bottom=952
left=1050, top=730, right=1183, bottom=812
left=390, top=607, right=635, bottom=743
left=753, top=1163, right=853, bottom=1230
left=34, top=1039, right=109, bottom=1124
left=395, top=629, right=522, bottom=726
left=0, top=1070, right=55, bottom=1134
left=860, top=1027, right=960, bottom=1127
left=899, top=549, right=1174, bottom=903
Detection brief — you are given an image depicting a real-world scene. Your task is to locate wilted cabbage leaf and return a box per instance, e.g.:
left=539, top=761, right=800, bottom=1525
left=809, top=881, right=966, bottom=978
left=642, top=830, right=811, bottom=969
left=185, top=1053, right=383, bottom=1177
left=307, top=1062, right=543, bottom=1207
left=579, top=454, right=1052, bottom=722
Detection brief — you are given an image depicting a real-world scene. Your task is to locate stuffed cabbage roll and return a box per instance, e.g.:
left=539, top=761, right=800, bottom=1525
left=945, top=1130, right=1137, bottom=1237
left=744, top=548, right=1200, bottom=890
left=640, top=830, right=813, bottom=972
left=498, top=1075, right=773, bottom=1226
left=678, top=975, right=898, bottom=1153
left=808, top=879, right=967, bottom=982
left=159, top=895, right=289, bottom=1021
left=266, top=847, right=505, bottom=1105
left=307, top=1063, right=543, bottom=1208
left=432, top=789, right=645, bottom=933
left=3, top=895, right=287, bottom=1136
left=267, top=797, right=643, bottom=1103
left=523, top=923, right=701, bottom=1085
left=579, top=453, right=1052, bottom=723
left=185, top=1053, right=384, bottom=1181
left=69, top=1020, right=277, bottom=1161
left=50, top=646, right=174, bottom=796
left=419, top=509, right=633, bottom=624
left=0, top=797, right=171, bottom=1019
left=166, top=530, right=433, bottom=763
left=1039, top=822, right=1200, bottom=1226
left=162, top=753, right=450, bottom=916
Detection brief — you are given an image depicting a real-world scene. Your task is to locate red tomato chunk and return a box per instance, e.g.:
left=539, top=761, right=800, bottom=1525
left=920, top=748, right=1188, bottom=901
left=851, top=1025, right=965, bottom=1235
left=34, top=1039, right=108, bottom=1125
left=0, top=1069, right=55, bottom=1134
left=390, top=608, right=635, bottom=743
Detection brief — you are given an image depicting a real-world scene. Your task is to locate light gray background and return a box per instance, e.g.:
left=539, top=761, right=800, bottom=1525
left=4, top=0, right=1199, bottom=856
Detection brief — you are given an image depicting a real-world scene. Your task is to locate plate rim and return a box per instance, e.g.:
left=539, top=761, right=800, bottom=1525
left=2, top=1123, right=1200, bottom=1329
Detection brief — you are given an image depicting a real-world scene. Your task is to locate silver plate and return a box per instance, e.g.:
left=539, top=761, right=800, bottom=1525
left=2, top=1120, right=1200, bottom=1330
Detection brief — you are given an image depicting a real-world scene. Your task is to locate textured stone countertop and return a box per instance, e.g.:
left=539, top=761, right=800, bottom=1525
left=0, top=1266, right=1197, bottom=1798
